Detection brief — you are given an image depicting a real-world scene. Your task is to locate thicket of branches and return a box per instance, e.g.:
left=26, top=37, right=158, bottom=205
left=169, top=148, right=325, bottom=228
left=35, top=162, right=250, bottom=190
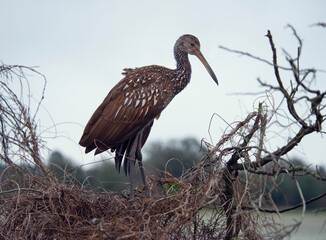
left=1, top=25, right=326, bottom=239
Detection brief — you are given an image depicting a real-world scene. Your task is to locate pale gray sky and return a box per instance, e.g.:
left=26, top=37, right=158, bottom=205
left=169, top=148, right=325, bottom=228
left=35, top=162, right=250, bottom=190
left=1, top=0, right=325, bottom=166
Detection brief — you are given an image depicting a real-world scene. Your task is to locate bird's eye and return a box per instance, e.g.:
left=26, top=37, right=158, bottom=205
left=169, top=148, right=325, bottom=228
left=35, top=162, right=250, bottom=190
left=190, top=42, right=195, bottom=47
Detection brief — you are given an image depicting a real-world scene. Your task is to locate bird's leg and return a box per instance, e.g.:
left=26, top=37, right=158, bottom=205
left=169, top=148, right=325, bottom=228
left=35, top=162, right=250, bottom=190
left=129, top=161, right=135, bottom=202
left=136, top=148, right=150, bottom=198
left=127, top=135, right=139, bottom=202
left=136, top=128, right=150, bottom=197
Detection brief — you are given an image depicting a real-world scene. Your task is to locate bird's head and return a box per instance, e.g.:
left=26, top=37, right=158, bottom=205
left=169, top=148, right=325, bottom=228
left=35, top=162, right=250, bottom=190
left=178, top=34, right=201, bottom=55
left=176, top=34, right=218, bottom=85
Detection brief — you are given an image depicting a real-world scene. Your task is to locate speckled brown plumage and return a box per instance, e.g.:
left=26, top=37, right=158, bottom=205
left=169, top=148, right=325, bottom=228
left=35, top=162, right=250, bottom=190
left=79, top=34, right=218, bottom=200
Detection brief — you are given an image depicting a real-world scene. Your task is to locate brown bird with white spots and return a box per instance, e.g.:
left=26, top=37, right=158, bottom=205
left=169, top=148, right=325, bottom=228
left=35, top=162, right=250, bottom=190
left=79, top=34, right=218, bottom=201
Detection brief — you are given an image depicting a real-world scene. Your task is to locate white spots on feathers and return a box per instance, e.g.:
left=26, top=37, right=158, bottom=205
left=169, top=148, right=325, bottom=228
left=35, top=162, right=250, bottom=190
left=114, top=105, right=122, bottom=119
left=153, top=97, right=158, bottom=106
left=123, top=97, right=133, bottom=107
left=128, top=92, right=134, bottom=99
left=118, top=71, right=169, bottom=120
left=141, top=99, right=146, bottom=107
left=124, top=98, right=129, bottom=105
left=144, top=106, right=149, bottom=116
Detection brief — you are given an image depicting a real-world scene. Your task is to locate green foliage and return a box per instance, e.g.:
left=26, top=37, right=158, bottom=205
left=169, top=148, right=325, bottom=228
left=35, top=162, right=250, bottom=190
left=163, top=182, right=180, bottom=195
left=258, top=104, right=268, bottom=114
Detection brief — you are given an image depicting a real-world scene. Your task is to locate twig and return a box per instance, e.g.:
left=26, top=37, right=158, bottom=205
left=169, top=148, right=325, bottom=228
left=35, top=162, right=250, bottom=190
left=240, top=191, right=326, bottom=213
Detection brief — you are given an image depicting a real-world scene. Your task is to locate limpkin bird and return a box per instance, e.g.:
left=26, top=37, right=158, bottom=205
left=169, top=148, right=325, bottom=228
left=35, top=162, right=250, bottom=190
left=79, top=34, right=218, bottom=200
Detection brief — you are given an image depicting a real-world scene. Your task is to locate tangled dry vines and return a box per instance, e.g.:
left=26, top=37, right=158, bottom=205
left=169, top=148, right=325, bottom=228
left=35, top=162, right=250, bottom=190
left=1, top=26, right=326, bottom=239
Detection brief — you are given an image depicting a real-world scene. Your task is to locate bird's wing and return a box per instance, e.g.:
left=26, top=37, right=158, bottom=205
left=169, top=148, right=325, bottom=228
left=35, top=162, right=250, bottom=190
left=79, top=66, right=174, bottom=153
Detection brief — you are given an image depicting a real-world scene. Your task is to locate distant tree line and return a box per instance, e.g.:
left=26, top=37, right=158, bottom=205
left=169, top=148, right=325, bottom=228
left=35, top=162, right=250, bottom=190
left=47, top=137, right=204, bottom=192
left=46, top=137, right=326, bottom=210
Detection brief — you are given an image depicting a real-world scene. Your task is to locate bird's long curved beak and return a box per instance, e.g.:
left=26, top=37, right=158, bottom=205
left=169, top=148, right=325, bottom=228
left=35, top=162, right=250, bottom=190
left=194, top=50, right=219, bottom=86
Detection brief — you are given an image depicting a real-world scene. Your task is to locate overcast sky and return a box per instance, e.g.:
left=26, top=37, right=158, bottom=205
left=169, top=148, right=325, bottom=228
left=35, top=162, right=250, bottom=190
left=1, top=0, right=325, bottom=167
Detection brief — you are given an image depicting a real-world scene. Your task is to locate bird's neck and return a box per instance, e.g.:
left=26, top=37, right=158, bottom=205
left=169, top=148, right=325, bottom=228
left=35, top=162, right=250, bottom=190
left=173, top=47, right=192, bottom=91
left=174, top=47, right=191, bottom=76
